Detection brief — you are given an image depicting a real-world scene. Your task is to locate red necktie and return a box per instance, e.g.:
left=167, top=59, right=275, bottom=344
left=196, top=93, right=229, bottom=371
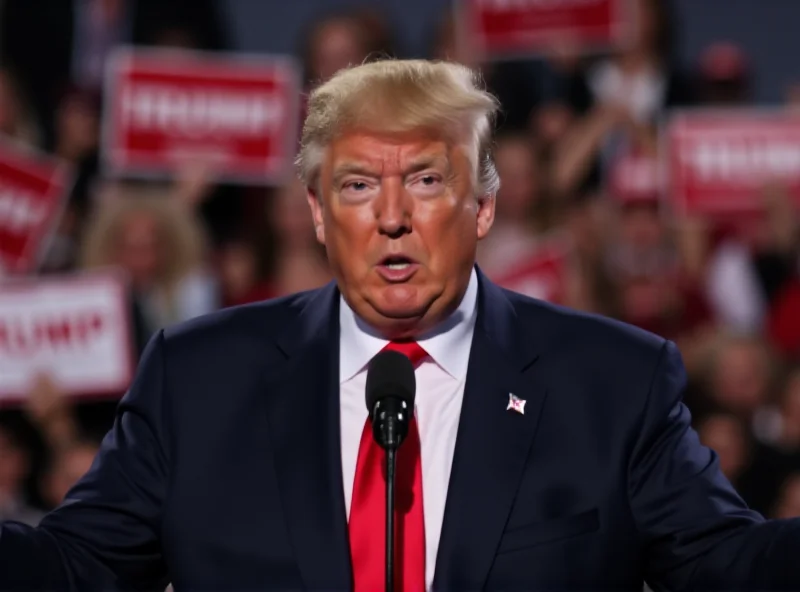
left=349, top=341, right=427, bottom=592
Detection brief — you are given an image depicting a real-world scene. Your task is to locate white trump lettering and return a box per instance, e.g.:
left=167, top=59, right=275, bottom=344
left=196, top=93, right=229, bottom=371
left=480, top=0, right=601, bottom=8
left=0, top=312, right=105, bottom=357
left=122, top=84, right=284, bottom=138
left=0, top=189, right=47, bottom=232
left=684, top=139, right=800, bottom=181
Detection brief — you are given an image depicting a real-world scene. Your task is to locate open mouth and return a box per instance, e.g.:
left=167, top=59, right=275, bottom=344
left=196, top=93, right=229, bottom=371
left=380, top=255, right=415, bottom=270
left=376, top=255, right=419, bottom=281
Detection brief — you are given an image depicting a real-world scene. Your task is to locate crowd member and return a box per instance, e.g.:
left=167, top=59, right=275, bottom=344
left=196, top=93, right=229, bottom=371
left=774, top=474, right=800, bottom=519
left=477, top=132, right=548, bottom=278
left=80, top=183, right=219, bottom=355
left=0, top=66, right=40, bottom=147
left=0, top=423, right=42, bottom=526
left=604, top=165, right=715, bottom=348
left=264, top=178, right=332, bottom=295
left=700, top=334, right=780, bottom=443
left=301, top=11, right=388, bottom=88
left=696, top=41, right=751, bottom=106
left=40, top=441, right=99, bottom=511
left=697, top=413, right=752, bottom=489
left=40, top=86, right=103, bottom=274
left=217, top=236, right=274, bottom=308
left=584, top=0, right=693, bottom=124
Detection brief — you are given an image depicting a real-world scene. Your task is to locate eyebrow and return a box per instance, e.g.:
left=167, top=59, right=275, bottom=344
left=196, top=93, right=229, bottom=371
left=404, top=155, right=451, bottom=176
left=331, top=163, right=380, bottom=186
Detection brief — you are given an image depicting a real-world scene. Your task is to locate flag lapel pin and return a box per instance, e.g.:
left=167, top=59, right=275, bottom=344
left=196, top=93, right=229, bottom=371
left=507, top=393, right=526, bottom=415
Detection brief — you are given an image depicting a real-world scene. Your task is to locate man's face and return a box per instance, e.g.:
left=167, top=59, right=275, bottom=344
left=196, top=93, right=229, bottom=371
left=308, top=129, right=495, bottom=338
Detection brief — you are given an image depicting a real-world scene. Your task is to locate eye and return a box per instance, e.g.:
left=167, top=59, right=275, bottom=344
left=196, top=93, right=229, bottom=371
left=344, top=181, right=369, bottom=191
left=339, top=179, right=377, bottom=202
left=408, top=173, right=444, bottom=197
left=412, top=174, right=442, bottom=188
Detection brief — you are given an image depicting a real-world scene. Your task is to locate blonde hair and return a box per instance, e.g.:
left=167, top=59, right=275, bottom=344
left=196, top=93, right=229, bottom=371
left=296, top=59, right=500, bottom=197
left=81, top=183, right=207, bottom=293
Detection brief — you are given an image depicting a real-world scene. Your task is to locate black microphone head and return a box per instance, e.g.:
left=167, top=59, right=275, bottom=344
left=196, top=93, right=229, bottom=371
left=365, top=349, right=416, bottom=417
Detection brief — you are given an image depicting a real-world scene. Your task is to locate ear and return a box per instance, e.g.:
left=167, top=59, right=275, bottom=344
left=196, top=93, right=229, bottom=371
left=306, top=186, right=326, bottom=245
left=476, top=194, right=496, bottom=240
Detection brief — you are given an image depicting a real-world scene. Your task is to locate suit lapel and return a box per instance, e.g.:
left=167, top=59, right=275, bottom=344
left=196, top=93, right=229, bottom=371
left=262, top=283, right=352, bottom=590
left=433, top=273, right=547, bottom=590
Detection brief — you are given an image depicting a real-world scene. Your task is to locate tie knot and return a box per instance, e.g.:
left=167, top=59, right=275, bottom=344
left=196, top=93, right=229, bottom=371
left=382, top=340, right=429, bottom=367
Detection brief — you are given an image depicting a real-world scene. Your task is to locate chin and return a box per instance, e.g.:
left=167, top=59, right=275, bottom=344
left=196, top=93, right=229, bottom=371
left=378, top=279, right=441, bottom=309
left=354, top=292, right=430, bottom=335
left=371, top=300, right=429, bottom=321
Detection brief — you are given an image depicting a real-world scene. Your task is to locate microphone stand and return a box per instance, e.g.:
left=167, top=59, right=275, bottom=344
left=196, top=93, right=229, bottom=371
left=385, top=448, right=397, bottom=592
left=372, top=393, right=409, bottom=592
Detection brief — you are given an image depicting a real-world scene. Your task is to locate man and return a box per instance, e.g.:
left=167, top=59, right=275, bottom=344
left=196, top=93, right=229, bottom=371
left=1, top=59, right=799, bottom=591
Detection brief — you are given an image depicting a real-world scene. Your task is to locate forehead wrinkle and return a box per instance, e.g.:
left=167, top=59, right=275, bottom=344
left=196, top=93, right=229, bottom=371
left=405, top=149, right=449, bottom=169
left=333, top=137, right=452, bottom=175
left=331, top=162, right=383, bottom=180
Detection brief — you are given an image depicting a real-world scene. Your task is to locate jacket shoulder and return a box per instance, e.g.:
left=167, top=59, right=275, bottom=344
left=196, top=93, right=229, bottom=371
left=160, top=288, right=322, bottom=356
left=502, top=289, right=670, bottom=369
left=500, top=290, right=684, bottom=432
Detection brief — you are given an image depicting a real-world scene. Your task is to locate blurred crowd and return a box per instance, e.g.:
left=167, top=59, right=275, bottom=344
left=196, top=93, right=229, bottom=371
left=4, top=0, right=800, bottom=528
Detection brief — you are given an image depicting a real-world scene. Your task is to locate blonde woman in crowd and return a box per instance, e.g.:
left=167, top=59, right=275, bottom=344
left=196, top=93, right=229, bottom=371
left=81, top=183, right=219, bottom=350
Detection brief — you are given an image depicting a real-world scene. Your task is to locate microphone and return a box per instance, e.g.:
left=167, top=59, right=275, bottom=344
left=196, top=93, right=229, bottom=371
left=364, top=350, right=417, bottom=592
left=365, top=350, right=416, bottom=451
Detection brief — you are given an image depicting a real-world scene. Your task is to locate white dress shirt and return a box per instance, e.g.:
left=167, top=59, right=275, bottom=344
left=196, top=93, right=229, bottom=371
left=339, top=268, right=479, bottom=590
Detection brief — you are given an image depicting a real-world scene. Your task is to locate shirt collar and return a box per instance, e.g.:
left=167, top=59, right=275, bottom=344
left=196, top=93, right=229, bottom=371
left=339, top=268, right=479, bottom=383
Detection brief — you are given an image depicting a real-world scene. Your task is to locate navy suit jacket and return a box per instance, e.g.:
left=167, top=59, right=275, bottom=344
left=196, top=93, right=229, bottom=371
left=2, top=271, right=800, bottom=591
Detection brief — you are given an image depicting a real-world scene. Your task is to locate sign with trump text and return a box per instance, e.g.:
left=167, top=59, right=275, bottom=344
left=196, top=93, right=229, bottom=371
left=101, top=47, right=301, bottom=185
left=609, top=153, right=663, bottom=204
left=462, top=0, right=633, bottom=58
left=666, top=109, right=800, bottom=216
left=0, top=139, right=72, bottom=275
left=0, top=272, right=134, bottom=403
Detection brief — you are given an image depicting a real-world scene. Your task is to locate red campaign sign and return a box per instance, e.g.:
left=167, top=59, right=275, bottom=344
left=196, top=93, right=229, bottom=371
left=462, top=0, right=633, bottom=57
left=102, top=47, right=301, bottom=185
left=0, top=271, right=134, bottom=403
left=609, top=153, right=663, bottom=203
left=0, top=139, right=72, bottom=275
left=492, top=235, right=570, bottom=302
left=666, top=110, right=800, bottom=216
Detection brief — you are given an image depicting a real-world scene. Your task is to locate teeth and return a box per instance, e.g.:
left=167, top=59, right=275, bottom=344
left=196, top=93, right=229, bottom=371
left=386, top=262, right=410, bottom=270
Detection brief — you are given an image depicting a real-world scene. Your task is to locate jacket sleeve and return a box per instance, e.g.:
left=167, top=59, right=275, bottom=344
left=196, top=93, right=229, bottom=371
left=631, top=340, right=800, bottom=591
left=0, top=330, right=172, bottom=591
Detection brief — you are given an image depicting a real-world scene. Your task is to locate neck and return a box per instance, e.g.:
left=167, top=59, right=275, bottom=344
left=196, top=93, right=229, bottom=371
left=353, top=304, right=455, bottom=342
left=351, top=268, right=476, bottom=342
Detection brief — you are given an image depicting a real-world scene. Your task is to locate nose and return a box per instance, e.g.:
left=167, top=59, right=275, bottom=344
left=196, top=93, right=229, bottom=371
left=375, top=179, right=411, bottom=239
